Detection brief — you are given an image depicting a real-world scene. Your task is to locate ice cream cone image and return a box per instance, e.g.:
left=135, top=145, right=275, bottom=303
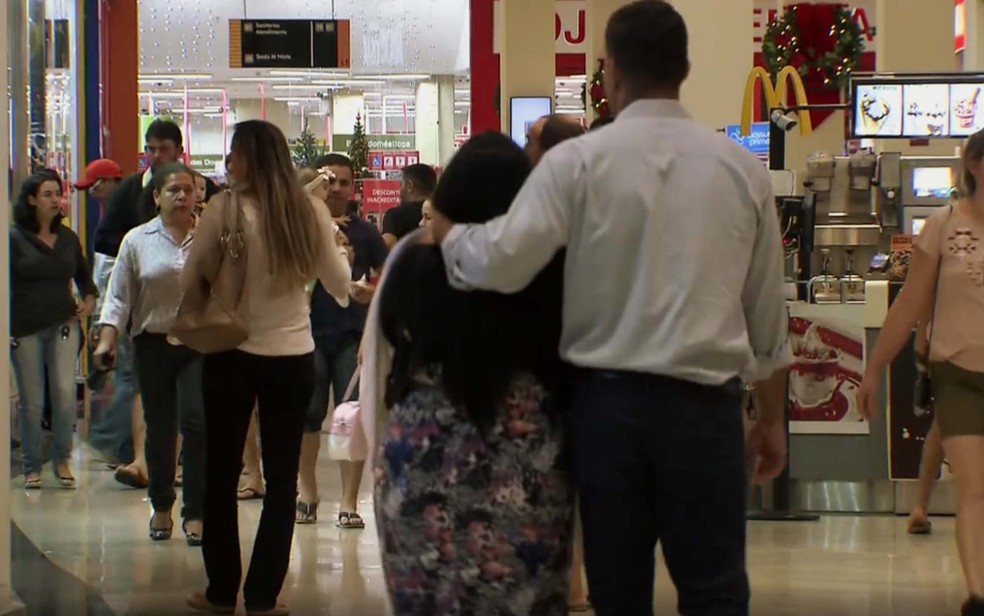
left=860, top=94, right=890, bottom=134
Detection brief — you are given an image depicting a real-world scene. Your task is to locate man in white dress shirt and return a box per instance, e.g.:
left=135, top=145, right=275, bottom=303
left=434, top=2, right=791, bottom=614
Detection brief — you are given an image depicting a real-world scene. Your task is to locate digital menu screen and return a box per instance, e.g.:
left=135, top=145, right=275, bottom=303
left=911, top=166, right=953, bottom=198
left=950, top=83, right=984, bottom=135
left=855, top=84, right=902, bottom=136
left=852, top=74, right=984, bottom=139
left=902, top=84, right=950, bottom=137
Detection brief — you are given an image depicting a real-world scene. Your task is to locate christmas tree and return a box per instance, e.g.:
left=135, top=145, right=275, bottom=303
left=347, top=113, right=371, bottom=180
left=292, top=119, right=324, bottom=168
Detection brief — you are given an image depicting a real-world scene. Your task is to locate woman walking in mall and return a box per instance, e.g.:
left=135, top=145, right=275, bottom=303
left=372, top=132, right=574, bottom=615
left=10, top=172, right=97, bottom=489
left=92, top=162, right=206, bottom=545
left=185, top=120, right=351, bottom=616
left=859, top=130, right=984, bottom=616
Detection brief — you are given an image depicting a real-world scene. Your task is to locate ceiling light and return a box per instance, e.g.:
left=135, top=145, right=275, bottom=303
left=273, top=97, right=321, bottom=102
left=363, top=74, right=430, bottom=81
left=454, top=101, right=470, bottom=107
left=230, top=76, right=303, bottom=83
left=139, top=73, right=212, bottom=80
left=269, top=70, right=351, bottom=78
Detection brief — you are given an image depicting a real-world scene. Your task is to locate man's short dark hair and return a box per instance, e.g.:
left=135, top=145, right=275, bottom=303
left=589, top=115, right=615, bottom=131
left=401, top=163, right=437, bottom=195
left=145, top=119, right=183, bottom=148
left=313, top=153, right=355, bottom=176
left=540, top=115, right=586, bottom=152
left=606, top=0, right=688, bottom=91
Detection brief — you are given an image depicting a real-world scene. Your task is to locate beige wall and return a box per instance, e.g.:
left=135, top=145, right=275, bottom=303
left=673, top=0, right=754, bottom=129
left=499, top=0, right=554, bottom=132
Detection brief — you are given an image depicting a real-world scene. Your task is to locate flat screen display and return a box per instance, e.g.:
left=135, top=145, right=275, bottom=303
left=911, top=217, right=928, bottom=236
left=950, top=82, right=984, bottom=135
left=509, top=97, right=552, bottom=147
left=851, top=74, right=984, bottom=139
left=911, top=166, right=954, bottom=198
left=855, top=84, right=902, bottom=137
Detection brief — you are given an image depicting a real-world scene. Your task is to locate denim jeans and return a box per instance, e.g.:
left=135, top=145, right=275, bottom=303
left=11, top=322, right=81, bottom=476
left=88, top=336, right=137, bottom=462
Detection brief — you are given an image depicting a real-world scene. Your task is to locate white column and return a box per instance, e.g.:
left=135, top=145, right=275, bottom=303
left=330, top=94, right=365, bottom=151
left=415, top=80, right=440, bottom=165
left=0, top=1, right=19, bottom=615
left=499, top=0, right=554, bottom=132
left=962, top=0, right=984, bottom=70
left=586, top=0, right=627, bottom=120
left=436, top=75, right=456, bottom=165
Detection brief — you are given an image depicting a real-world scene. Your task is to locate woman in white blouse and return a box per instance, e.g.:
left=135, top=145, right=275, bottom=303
left=93, top=162, right=205, bottom=545
left=185, top=120, right=351, bottom=616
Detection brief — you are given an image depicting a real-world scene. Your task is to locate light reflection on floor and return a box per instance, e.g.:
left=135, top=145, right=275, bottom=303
left=9, top=446, right=969, bottom=616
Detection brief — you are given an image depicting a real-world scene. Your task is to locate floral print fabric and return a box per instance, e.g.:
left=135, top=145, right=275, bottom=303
left=375, top=372, right=575, bottom=616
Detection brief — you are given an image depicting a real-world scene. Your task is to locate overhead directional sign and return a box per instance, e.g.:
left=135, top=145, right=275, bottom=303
left=229, top=19, right=351, bottom=69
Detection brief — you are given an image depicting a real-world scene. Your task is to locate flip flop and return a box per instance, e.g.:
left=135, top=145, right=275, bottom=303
left=238, top=487, right=265, bottom=501
left=569, top=601, right=592, bottom=613
left=296, top=502, right=318, bottom=524
left=338, top=512, right=365, bottom=529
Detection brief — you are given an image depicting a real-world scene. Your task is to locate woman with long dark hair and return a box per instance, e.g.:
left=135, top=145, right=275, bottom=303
left=859, top=129, right=984, bottom=615
left=10, top=173, right=97, bottom=489
left=185, top=120, right=351, bottom=616
left=93, top=162, right=206, bottom=545
left=372, top=132, right=573, bottom=615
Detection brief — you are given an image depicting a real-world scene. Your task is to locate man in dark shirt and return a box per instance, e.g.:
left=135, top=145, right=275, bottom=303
left=298, top=153, right=388, bottom=528
left=92, top=120, right=219, bottom=257
left=381, top=163, right=437, bottom=249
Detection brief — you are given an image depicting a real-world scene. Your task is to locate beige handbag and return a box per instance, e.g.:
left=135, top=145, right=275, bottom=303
left=171, top=190, right=249, bottom=354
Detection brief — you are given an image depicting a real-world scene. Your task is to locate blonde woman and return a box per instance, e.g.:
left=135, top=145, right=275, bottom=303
left=186, top=120, right=351, bottom=616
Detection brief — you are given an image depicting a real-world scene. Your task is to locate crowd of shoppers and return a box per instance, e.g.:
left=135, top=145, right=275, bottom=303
left=16, top=2, right=984, bottom=616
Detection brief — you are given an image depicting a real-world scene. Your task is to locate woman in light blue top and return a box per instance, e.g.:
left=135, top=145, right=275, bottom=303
left=93, top=162, right=206, bottom=546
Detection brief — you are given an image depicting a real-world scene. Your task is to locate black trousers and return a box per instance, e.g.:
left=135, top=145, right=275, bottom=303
left=201, top=349, right=315, bottom=611
left=132, top=333, right=205, bottom=519
left=570, top=370, right=750, bottom=616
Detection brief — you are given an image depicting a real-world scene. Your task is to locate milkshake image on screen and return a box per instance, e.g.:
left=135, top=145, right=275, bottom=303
left=859, top=91, right=891, bottom=134
left=955, top=87, right=981, bottom=129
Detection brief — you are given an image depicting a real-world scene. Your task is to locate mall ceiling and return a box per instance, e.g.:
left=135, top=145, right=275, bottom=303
left=137, top=0, right=470, bottom=111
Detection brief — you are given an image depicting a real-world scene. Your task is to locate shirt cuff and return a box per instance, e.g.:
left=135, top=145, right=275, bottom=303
left=441, top=224, right=473, bottom=291
left=97, top=304, right=128, bottom=335
left=745, top=340, right=794, bottom=382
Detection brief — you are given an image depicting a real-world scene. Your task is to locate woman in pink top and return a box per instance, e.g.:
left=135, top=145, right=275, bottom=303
left=184, top=120, right=351, bottom=616
left=859, top=131, right=984, bottom=616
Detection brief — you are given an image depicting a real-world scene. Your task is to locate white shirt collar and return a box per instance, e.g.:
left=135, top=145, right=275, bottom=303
left=616, top=99, right=691, bottom=122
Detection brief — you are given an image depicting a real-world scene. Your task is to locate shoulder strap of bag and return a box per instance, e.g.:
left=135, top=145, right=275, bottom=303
left=927, top=204, right=955, bottom=358
left=342, top=369, right=360, bottom=404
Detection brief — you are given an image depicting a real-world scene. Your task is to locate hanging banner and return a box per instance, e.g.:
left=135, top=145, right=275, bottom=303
left=361, top=179, right=402, bottom=229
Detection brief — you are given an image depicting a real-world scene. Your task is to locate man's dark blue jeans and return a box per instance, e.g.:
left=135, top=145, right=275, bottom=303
left=88, top=337, right=136, bottom=463
left=570, top=369, right=750, bottom=616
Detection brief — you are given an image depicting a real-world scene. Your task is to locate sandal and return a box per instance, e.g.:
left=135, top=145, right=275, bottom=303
left=238, top=487, right=265, bottom=501
left=186, top=592, right=235, bottom=614
left=183, top=519, right=203, bottom=547
left=295, top=501, right=318, bottom=525
left=54, top=469, right=76, bottom=489
left=149, top=515, right=173, bottom=542
left=337, top=511, right=365, bottom=529
left=23, top=476, right=41, bottom=490
left=569, top=601, right=592, bottom=613
left=114, top=466, right=149, bottom=489
left=907, top=518, right=933, bottom=535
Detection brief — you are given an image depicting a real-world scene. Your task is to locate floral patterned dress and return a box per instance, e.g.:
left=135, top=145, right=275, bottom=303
left=375, top=371, right=575, bottom=616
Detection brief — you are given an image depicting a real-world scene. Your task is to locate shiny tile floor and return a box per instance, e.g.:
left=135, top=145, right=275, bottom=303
left=9, top=445, right=971, bottom=616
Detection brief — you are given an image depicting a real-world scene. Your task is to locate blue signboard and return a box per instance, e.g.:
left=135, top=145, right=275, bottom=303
left=725, top=122, right=771, bottom=156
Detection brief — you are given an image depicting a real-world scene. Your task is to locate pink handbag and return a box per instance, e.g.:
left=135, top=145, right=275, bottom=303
left=328, top=371, right=368, bottom=462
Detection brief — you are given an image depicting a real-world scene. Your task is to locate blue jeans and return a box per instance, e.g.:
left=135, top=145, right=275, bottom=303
left=88, top=337, right=137, bottom=462
left=11, top=322, right=81, bottom=476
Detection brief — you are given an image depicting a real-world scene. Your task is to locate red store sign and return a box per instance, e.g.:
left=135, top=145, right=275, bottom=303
left=362, top=179, right=403, bottom=215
